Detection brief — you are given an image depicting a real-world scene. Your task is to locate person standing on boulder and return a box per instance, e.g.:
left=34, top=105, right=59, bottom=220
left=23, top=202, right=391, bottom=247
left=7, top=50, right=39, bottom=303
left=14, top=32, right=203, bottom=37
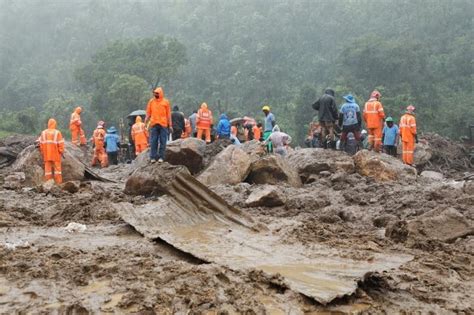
left=338, top=94, right=362, bottom=151
left=216, top=114, right=231, bottom=139
left=171, top=106, right=185, bottom=141
left=262, top=125, right=292, bottom=157
left=69, top=106, right=86, bottom=146
left=145, top=87, right=172, bottom=163
left=39, top=118, right=65, bottom=184
left=382, top=117, right=399, bottom=157
left=91, top=120, right=108, bottom=168
left=262, top=105, right=276, bottom=152
left=196, top=103, right=213, bottom=143
left=399, top=105, right=418, bottom=165
left=363, top=90, right=385, bottom=152
left=312, top=89, right=338, bottom=149
left=131, top=116, right=149, bottom=155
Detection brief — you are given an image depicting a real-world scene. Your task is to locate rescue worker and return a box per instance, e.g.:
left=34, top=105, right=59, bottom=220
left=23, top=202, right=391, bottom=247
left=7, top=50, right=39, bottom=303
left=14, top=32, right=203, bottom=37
left=363, top=90, right=385, bottom=152
left=171, top=106, right=185, bottom=140
left=399, top=105, right=418, bottom=165
left=91, top=121, right=108, bottom=168
left=312, top=89, right=338, bottom=149
left=196, top=103, right=213, bottom=143
left=145, top=87, right=172, bottom=163
left=181, top=118, right=192, bottom=138
left=217, top=114, right=231, bottom=139
left=131, top=116, right=149, bottom=155
left=262, top=125, right=292, bottom=157
left=105, top=126, right=120, bottom=165
left=382, top=117, right=399, bottom=157
left=69, top=106, right=86, bottom=146
left=338, top=94, right=362, bottom=150
left=252, top=122, right=262, bottom=141
left=39, top=118, right=64, bottom=184
left=189, top=110, right=198, bottom=137
left=305, top=117, right=322, bottom=148
left=262, top=105, right=276, bottom=151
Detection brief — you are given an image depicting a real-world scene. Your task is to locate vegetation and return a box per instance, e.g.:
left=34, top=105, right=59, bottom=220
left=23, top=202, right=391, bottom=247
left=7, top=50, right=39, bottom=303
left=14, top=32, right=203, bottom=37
left=0, top=0, right=472, bottom=143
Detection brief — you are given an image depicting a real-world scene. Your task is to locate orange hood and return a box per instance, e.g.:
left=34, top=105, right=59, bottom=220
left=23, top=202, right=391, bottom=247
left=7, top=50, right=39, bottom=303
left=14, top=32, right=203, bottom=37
left=75, top=106, right=82, bottom=114
left=201, top=102, right=208, bottom=110
left=47, top=118, right=57, bottom=129
left=135, top=116, right=143, bottom=123
left=153, top=87, right=164, bottom=101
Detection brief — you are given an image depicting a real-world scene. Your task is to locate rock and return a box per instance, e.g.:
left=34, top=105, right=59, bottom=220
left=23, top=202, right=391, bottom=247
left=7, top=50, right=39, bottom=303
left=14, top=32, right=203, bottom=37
left=245, top=186, right=285, bottom=207
left=420, top=170, right=444, bottom=181
left=38, top=179, right=62, bottom=195
left=246, top=155, right=302, bottom=187
left=0, top=134, right=37, bottom=168
left=353, top=150, right=417, bottom=181
left=64, top=222, right=87, bottom=233
left=198, top=146, right=251, bottom=186
left=165, top=138, right=206, bottom=174
left=3, top=172, right=25, bottom=189
left=61, top=181, right=81, bottom=194
left=463, top=181, right=473, bottom=195
left=373, top=214, right=397, bottom=228
left=414, top=142, right=432, bottom=166
left=286, top=148, right=355, bottom=183
left=203, top=139, right=233, bottom=166
left=240, top=140, right=266, bottom=162
left=125, top=162, right=191, bottom=196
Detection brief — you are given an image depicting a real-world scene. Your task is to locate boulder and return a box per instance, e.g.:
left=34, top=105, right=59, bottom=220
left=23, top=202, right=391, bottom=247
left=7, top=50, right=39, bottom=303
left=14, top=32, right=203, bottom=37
left=414, top=142, right=432, bottom=166
left=420, top=170, right=444, bottom=181
left=287, top=148, right=355, bottom=183
left=353, top=150, right=417, bottom=181
left=125, top=163, right=191, bottom=196
left=165, top=138, right=206, bottom=174
left=240, top=140, right=266, bottom=163
left=246, top=155, right=302, bottom=187
left=12, top=143, right=105, bottom=186
left=2, top=172, right=25, bottom=189
left=198, top=146, right=251, bottom=186
left=0, top=134, right=37, bottom=168
left=61, top=181, right=81, bottom=194
left=245, top=186, right=285, bottom=207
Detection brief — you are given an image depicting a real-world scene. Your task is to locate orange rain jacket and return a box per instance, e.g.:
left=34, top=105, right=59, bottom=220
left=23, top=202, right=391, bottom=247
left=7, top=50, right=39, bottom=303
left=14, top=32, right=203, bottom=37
left=131, top=116, right=149, bottom=145
left=363, top=99, right=385, bottom=129
left=40, top=119, right=65, bottom=162
left=400, top=113, right=417, bottom=142
left=70, top=107, right=82, bottom=131
left=252, top=125, right=262, bottom=140
left=146, top=87, right=171, bottom=128
left=197, top=103, right=213, bottom=129
left=181, top=118, right=192, bottom=138
left=93, top=127, right=106, bottom=148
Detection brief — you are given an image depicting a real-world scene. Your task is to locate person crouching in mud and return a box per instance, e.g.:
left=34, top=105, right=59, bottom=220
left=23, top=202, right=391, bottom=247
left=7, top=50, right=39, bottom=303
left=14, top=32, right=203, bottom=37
left=262, top=125, right=292, bottom=157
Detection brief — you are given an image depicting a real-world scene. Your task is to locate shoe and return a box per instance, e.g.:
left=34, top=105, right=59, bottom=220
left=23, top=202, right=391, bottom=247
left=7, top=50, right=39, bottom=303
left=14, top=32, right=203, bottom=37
left=150, top=159, right=157, bottom=164
left=158, top=158, right=164, bottom=163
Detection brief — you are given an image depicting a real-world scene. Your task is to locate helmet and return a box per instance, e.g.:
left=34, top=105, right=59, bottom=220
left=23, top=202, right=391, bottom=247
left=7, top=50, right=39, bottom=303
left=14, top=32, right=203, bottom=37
left=406, top=105, right=416, bottom=112
left=262, top=105, right=270, bottom=112
left=385, top=117, right=394, bottom=122
left=370, top=90, right=381, bottom=100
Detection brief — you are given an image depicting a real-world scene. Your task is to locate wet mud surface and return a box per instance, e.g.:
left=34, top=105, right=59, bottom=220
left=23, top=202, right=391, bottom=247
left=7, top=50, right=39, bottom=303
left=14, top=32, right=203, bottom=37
left=0, top=161, right=473, bottom=313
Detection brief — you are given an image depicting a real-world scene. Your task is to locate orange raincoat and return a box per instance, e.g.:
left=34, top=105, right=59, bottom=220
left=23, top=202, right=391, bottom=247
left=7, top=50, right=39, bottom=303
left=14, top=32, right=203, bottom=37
left=70, top=107, right=86, bottom=146
left=39, top=119, right=64, bottom=184
left=399, top=113, right=417, bottom=165
left=131, top=116, right=149, bottom=154
left=91, top=126, right=108, bottom=167
left=181, top=118, right=192, bottom=138
left=196, top=103, right=213, bottom=143
left=146, top=87, right=171, bottom=128
left=363, top=99, right=385, bottom=152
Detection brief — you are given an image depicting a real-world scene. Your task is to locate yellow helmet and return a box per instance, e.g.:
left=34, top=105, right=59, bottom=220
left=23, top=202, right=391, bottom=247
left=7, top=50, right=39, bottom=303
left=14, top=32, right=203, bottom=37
left=262, top=105, right=270, bottom=111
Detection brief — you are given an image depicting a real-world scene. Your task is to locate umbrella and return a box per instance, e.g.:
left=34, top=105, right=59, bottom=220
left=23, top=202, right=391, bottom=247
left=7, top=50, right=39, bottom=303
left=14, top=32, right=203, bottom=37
left=128, top=110, right=146, bottom=117
left=230, top=116, right=256, bottom=126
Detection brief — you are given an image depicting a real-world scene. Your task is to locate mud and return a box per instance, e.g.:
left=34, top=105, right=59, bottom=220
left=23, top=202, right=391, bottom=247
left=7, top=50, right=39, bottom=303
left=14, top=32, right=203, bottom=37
left=0, top=140, right=473, bottom=313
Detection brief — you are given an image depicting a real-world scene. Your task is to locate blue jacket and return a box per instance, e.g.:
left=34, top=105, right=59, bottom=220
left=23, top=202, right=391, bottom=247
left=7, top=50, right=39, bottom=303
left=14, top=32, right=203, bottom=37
left=105, top=128, right=121, bottom=153
left=217, top=114, right=231, bottom=137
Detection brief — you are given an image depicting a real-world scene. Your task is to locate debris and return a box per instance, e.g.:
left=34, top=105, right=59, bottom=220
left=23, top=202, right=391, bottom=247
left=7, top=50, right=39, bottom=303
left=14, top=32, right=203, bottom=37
left=0, top=134, right=37, bottom=168
left=414, top=142, right=432, bottom=166
left=64, top=222, right=87, bottom=233
left=2, top=240, right=30, bottom=250
left=246, top=155, right=302, bottom=187
left=420, top=170, right=444, bottom=181
left=198, top=146, right=251, bottom=186
left=2, top=172, right=25, bottom=189
left=353, top=150, right=417, bottom=181
left=245, top=186, right=285, bottom=207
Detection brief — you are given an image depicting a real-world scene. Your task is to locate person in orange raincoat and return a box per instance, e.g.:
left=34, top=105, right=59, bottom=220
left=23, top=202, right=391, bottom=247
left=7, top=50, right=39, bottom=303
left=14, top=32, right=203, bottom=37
left=252, top=123, right=262, bottom=141
left=91, top=121, right=108, bottom=168
left=363, top=90, right=385, bottom=152
left=181, top=118, right=192, bottom=138
left=399, top=105, right=418, bottom=166
left=145, top=87, right=172, bottom=163
left=131, top=116, right=149, bottom=154
left=196, top=103, right=213, bottom=143
left=70, top=106, right=86, bottom=146
left=39, top=118, right=65, bottom=184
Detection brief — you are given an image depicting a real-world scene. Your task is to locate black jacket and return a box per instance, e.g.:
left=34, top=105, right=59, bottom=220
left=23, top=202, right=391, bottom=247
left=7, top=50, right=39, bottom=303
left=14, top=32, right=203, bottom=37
left=312, top=89, right=338, bottom=123
left=171, top=110, right=185, bottom=131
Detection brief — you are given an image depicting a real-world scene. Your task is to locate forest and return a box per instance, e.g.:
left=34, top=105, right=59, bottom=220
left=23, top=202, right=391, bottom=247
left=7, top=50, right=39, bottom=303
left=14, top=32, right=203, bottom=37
left=0, top=0, right=472, bottom=143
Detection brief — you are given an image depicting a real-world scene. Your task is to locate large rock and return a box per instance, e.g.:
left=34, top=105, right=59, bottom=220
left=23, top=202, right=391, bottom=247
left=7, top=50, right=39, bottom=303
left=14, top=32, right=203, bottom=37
left=0, top=134, right=37, bottom=168
left=12, top=142, right=104, bottom=186
left=240, top=140, right=266, bottom=163
left=198, top=146, right=251, bottom=186
left=353, top=150, right=417, bottom=181
left=165, top=138, right=206, bottom=174
left=125, top=163, right=191, bottom=196
left=414, top=142, right=432, bottom=166
left=246, top=155, right=302, bottom=187
left=287, top=148, right=355, bottom=182
left=245, top=185, right=285, bottom=207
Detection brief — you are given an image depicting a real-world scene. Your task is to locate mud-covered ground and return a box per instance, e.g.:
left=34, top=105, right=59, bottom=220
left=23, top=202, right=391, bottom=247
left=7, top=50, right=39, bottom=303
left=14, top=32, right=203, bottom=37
left=1, top=160, right=473, bottom=314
